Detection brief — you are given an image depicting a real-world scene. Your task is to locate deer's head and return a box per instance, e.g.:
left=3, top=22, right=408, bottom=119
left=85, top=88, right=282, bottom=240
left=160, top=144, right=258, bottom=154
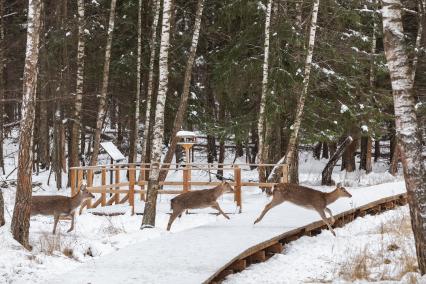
left=221, top=181, right=234, bottom=193
left=336, top=183, right=352, bottom=198
left=79, top=182, right=95, bottom=199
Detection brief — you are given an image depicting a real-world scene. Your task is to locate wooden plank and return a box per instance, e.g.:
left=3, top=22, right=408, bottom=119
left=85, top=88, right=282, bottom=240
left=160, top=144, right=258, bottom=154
left=129, top=166, right=135, bottom=215
left=87, top=169, right=93, bottom=209
left=248, top=250, right=266, bottom=263
left=70, top=169, right=76, bottom=196
left=183, top=167, right=189, bottom=193
left=92, top=197, right=103, bottom=208
left=234, top=166, right=242, bottom=213
left=266, top=242, right=283, bottom=254
left=101, top=167, right=107, bottom=206
left=119, top=194, right=129, bottom=204
left=229, top=259, right=246, bottom=272
left=114, top=165, right=120, bottom=204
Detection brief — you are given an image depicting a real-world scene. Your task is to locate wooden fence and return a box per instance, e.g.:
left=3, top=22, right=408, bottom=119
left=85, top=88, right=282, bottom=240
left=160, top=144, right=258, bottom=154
left=70, top=163, right=289, bottom=215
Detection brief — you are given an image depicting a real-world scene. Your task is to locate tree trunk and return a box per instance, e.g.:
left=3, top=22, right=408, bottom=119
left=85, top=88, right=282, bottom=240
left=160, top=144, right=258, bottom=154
left=0, top=188, right=4, bottom=227
left=342, top=138, right=357, bottom=172
left=360, top=136, right=372, bottom=173
left=158, top=0, right=205, bottom=182
left=141, top=0, right=161, bottom=164
left=374, top=139, right=380, bottom=161
left=322, top=142, right=329, bottom=159
left=141, top=0, right=172, bottom=228
left=0, top=0, right=4, bottom=175
left=11, top=0, right=42, bottom=249
left=389, top=139, right=400, bottom=176
left=90, top=0, right=117, bottom=166
left=313, top=142, right=322, bottom=160
left=129, top=0, right=144, bottom=164
left=411, top=0, right=425, bottom=82
left=321, top=136, right=353, bottom=186
left=217, top=102, right=226, bottom=179
left=381, top=0, right=426, bottom=273
left=256, top=0, right=272, bottom=184
left=70, top=0, right=86, bottom=169
left=267, top=0, right=320, bottom=183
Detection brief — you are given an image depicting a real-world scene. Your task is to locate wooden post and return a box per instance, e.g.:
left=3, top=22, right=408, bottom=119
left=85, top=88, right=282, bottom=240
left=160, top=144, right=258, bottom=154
left=114, top=165, right=120, bottom=204
left=139, top=165, right=146, bottom=201
left=77, top=169, right=83, bottom=191
left=183, top=166, right=189, bottom=193
left=101, top=166, right=107, bottom=206
left=234, top=165, right=242, bottom=213
left=281, top=164, right=289, bottom=183
left=129, top=165, right=135, bottom=215
left=87, top=169, right=93, bottom=209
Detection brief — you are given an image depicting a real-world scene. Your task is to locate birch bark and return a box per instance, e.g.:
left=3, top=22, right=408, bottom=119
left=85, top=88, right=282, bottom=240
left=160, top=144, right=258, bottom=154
left=257, top=0, right=272, bottom=184
left=381, top=0, right=426, bottom=273
left=141, top=0, right=161, bottom=164
left=71, top=0, right=86, bottom=168
left=90, top=0, right=117, bottom=166
left=268, top=0, right=320, bottom=183
left=11, top=0, right=42, bottom=249
left=141, top=0, right=173, bottom=228
left=159, top=0, right=204, bottom=182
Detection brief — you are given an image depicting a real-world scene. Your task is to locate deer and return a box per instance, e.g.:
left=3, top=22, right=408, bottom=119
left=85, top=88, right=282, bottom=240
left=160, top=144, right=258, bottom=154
left=31, top=182, right=94, bottom=234
left=254, top=183, right=352, bottom=236
left=167, top=181, right=234, bottom=231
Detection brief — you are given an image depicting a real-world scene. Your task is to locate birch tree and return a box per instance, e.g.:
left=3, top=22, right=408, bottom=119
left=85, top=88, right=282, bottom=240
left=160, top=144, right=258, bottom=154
left=70, top=0, right=86, bottom=168
left=90, top=0, right=117, bottom=166
left=0, top=0, right=4, bottom=175
left=159, top=0, right=205, bottom=182
left=11, top=0, right=42, bottom=249
left=381, top=0, right=426, bottom=273
left=141, top=0, right=161, bottom=164
left=141, top=0, right=172, bottom=228
left=256, top=0, right=272, bottom=184
left=129, top=0, right=143, bottom=164
left=268, top=0, right=320, bottom=183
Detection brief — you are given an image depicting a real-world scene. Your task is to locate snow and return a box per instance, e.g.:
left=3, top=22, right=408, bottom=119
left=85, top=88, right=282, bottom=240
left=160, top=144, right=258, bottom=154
left=176, top=130, right=196, bottom=137
left=361, top=125, right=369, bottom=132
left=340, top=104, right=349, bottom=113
left=100, top=142, right=125, bottom=161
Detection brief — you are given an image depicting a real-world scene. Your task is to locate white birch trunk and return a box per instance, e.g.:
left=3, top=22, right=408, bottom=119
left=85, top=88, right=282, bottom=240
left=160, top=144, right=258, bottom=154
left=381, top=0, right=426, bottom=273
left=141, top=0, right=161, bottom=163
left=71, top=0, right=85, bottom=168
left=268, top=0, right=320, bottom=183
left=11, top=0, right=42, bottom=249
left=90, top=0, right=117, bottom=166
left=141, top=0, right=173, bottom=228
left=256, top=0, right=272, bottom=184
left=411, top=0, right=425, bottom=82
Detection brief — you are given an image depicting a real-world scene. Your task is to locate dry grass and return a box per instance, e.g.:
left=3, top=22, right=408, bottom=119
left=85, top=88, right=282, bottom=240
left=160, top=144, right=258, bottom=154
left=38, top=232, right=76, bottom=259
left=338, top=209, right=419, bottom=282
left=101, top=216, right=126, bottom=235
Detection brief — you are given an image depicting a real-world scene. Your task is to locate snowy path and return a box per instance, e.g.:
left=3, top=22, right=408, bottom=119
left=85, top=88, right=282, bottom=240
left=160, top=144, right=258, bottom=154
left=49, top=182, right=406, bottom=284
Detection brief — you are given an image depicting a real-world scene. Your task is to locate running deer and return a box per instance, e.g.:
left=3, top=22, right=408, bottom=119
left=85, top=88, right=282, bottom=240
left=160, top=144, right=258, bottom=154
left=254, top=183, right=352, bottom=236
left=31, top=182, right=94, bottom=234
left=167, top=182, right=234, bottom=231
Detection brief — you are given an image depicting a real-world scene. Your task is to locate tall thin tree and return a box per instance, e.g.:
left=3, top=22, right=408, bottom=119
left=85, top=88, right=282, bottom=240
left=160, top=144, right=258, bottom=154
left=90, top=0, right=118, bottom=166
left=141, top=0, right=173, bottom=228
left=256, top=0, right=272, bottom=184
left=159, top=0, right=205, bottom=182
left=381, top=0, right=426, bottom=273
left=268, top=0, right=320, bottom=183
left=11, top=0, right=42, bottom=249
left=141, top=0, right=161, bottom=164
left=70, top=0, right=86, bottom=169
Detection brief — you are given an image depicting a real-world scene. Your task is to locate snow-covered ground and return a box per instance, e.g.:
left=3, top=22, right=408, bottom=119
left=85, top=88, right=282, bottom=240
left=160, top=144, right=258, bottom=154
left=0, top=132, right=417, bottom=283
left=224, top=205, right=424, bottom=284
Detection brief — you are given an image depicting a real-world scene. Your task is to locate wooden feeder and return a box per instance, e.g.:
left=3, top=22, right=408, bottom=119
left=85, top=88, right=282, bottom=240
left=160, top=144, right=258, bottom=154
left=176, top=130, right=196, bottom=192
left=176, top=130, right=197, bottom=163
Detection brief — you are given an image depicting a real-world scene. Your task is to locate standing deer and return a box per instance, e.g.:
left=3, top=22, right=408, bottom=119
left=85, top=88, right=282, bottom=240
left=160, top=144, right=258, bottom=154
left=31, top=182, right=94, bottom=234
left=167, top=182, right=234, bottom=231
left=254, top=183, right=352, bottom=236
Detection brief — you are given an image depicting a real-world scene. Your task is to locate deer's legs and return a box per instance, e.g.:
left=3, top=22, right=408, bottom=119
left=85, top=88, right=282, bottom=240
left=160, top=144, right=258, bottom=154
left=67, top=213, right=75, bottom=233
left=325, top=207, right=335, bottom=224
left=211, top=202, right=229, bottom=220
left=79, top=199, right=88, bottom=215
left=167, top=209, right=183, bottom=231
left=317, top=209, right=336, bottom=236
left=254, top=198, right=282, bottom=224
left=52, top=214, right=60, bottom=234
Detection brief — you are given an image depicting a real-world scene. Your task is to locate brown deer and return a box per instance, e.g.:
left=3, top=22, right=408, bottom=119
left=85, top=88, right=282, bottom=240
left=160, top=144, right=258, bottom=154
left=31, top=183, right=94, bottom=234
left=167, top=182, right=234, bottom=231
left=254, top=183, right=352, bottom=236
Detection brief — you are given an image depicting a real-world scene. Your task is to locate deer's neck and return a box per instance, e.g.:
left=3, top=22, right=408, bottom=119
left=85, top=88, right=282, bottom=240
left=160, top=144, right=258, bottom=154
left=70, top=193, right=84, bottom=209
left=213, top=186, right=224, bottom=199
left=325, top=189, right=340, bottom=205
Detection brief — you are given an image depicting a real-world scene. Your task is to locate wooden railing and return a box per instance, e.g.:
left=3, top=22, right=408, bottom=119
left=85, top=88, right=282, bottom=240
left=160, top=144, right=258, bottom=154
left=70, top=163, right=289, bottom=215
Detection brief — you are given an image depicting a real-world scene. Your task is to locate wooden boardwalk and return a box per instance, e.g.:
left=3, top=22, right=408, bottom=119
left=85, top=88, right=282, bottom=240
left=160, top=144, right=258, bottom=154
left=48, top=182, right=406, bottom=284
